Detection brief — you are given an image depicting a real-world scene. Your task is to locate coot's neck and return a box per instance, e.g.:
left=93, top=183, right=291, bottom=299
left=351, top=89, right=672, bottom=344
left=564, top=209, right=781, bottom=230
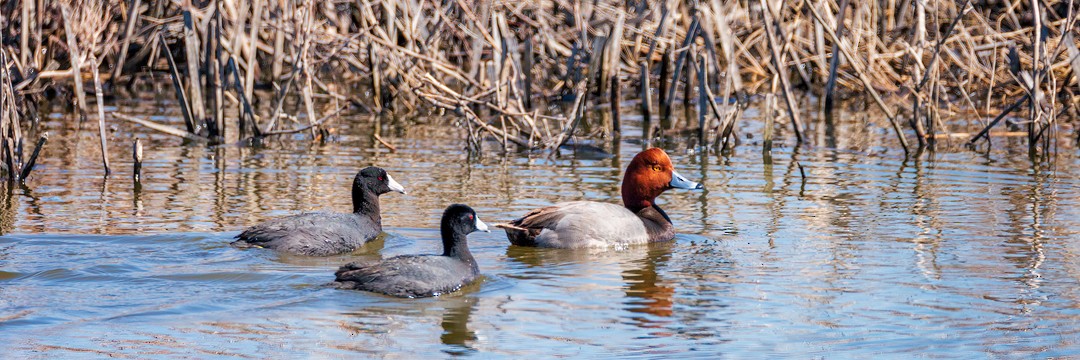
left=352, top=186, right=382, bottom=223
left=441, top=229, right=477, bottom=269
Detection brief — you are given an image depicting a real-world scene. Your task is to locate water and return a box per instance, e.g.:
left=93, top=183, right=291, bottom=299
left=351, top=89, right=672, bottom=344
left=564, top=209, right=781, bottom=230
left=1, top=98, right=1079, bottom=358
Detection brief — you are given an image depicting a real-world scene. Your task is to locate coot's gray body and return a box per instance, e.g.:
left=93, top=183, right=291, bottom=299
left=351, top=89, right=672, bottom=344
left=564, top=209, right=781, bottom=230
left=232, top=167, right=406, bottom=256
left=335, top=255, right=479, bottom=298
left=234, top=212, right=383, bottom=256
left=335, top=204, right=489, bottom=298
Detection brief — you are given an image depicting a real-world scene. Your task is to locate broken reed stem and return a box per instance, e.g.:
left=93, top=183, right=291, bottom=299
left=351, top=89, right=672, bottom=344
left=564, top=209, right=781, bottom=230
left=112, top=0, right=142, bottom=81
left=659, top=50, right=671, bottom=122
left=1029, top=0, right=1044, bottom=150
left=664, top=19, right=698, bottom=120
left=373, top=133, right=396, bottom=152
left=20, top=0, right=30, bottom=67
left=523, top=34, right=534, bottom=111
left=611, top=72, right=621, bottom=135
left=970, top=94, right=1029, bottom=143
left=19, top=133, right=47, bottom=182
left=298, top=0, right=318, bottom=135
left=181, top=0, right=206, bottom=125
left=823, top=0, right=850, bottom=115
left=911, top=0, right=928, bottom=147
left=683, top=46, right=695, bottom=111
left=369, top=43, right=383, bottom=113
left=929, top=73, right=940, bottom=147
left=132, top=138, right=143, bottom=183
left=112, top=112, right=206, bottom=142
left=245, top=0, right=264, bottom=104
left=112, top=0, right=142, bottom=82
left=59, top=5, right=87, bottom=118
left=640, top=61, right=653, bottom=143
left=91, top=57, right=111, bottom=175
left=210, top=12, right=224, bottom=140
left=697, top=53, right=708, bottom=144
left=761, top=0, right=804, bottom=144
left=159, top=31, right=196, bottom=134
left=271, top=0, right=286, bottom=80
left=226, top=57, right=260, bottom=138
left=763, top=81, right=776, bottom=155
left=302, top=72, right=319, bottom=137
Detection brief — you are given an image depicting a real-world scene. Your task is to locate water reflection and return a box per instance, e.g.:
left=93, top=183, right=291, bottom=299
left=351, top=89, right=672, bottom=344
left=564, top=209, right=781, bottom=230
left=505, top=242, right=678, bottom=331
left=334, top=293, right=480, bottom=356
left=908, top=155, right=945, bottom=282
left=621, top=242, right=675, bottom=324
left=440, top=296, right=479, bottom=355
left=2, top=99, right=1080, bottom=357
left=0, top=184, right=16, bottom=235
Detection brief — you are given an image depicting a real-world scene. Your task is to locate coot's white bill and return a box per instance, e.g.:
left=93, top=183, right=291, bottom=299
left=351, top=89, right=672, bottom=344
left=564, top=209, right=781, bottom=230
left=475, top=216, right=490, bottom=232
left=387, top=174, right=407, bottom=194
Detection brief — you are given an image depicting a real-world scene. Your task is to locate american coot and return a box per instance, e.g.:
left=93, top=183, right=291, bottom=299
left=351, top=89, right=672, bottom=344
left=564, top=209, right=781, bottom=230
left=232, top=167, right=407, bottom=256
left=334, top=204, right=489, bottom=298
left=498, top=148, right=703, bottom=248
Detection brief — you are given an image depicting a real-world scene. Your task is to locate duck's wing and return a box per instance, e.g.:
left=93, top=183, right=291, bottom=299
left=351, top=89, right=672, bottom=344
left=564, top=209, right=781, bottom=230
left=233, top=212, right=380, bottom=256
left=503, top=201, right=652, bottom=248
left=335, top=256, right=477, bottom=298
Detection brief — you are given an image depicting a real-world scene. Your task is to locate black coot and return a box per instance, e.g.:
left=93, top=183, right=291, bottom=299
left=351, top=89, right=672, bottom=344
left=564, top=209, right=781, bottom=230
left=334, top=204, right=489, bottom=298
left=232, top=167, right=406, bottom=256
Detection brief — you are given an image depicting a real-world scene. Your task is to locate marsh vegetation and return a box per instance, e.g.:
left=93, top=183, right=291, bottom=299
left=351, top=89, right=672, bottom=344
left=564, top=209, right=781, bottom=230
left=0, top=0, right=1077, bottom=181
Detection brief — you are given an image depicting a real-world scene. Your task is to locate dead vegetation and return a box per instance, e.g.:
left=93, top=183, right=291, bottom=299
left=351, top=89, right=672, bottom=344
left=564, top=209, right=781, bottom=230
left=0, top=0, right=1078, bottom=175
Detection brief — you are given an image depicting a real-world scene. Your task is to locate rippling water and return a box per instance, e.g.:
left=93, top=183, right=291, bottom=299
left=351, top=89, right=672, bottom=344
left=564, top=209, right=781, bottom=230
left=1, top=98, right=1079, bottom=358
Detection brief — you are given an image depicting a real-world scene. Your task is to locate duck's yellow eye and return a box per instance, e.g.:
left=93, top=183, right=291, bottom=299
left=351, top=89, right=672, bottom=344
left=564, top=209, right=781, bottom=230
left=651, top=165, right=663, bottom=172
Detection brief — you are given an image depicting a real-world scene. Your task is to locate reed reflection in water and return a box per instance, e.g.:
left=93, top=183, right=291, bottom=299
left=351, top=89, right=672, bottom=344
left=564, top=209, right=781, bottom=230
left=0, top=100, right=1078, bottom=357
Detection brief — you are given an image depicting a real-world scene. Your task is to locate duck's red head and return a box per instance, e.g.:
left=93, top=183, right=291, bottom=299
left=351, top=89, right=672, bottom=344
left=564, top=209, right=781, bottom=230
left=621, top=148, right=703, bottom=212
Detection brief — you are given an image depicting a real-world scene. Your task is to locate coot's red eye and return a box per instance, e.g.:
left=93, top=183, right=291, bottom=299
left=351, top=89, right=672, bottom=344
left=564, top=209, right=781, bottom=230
left=378, top=177, right=384, bottom=181
left=467, top=214, right=474, bottom=220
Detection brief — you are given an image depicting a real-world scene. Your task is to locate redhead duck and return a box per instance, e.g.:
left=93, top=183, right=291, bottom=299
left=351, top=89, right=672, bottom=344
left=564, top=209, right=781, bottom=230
left=500, top=148, right=702, bottom=248
left=334, top=204, right=489, bottom=298
left=232, top=167, right=406, bottom=256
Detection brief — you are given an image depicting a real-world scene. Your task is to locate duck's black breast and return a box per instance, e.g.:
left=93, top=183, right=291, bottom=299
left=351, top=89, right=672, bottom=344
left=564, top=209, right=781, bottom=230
left=334, top=255, right=480, bottom=298
left=233, top=212, right=382, bottom=256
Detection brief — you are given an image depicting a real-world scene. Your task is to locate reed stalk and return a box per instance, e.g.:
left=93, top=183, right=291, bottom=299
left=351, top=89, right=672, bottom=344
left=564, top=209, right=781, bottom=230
left=0, top=0, right=1074, bottom=160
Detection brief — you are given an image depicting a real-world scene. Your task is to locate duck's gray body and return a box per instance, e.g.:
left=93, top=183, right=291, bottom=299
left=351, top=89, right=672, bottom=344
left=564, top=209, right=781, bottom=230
left=503, top=201, right=674, bottom=249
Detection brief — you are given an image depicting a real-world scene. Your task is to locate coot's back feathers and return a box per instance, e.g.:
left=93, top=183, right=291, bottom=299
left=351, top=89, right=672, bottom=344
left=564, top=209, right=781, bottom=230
left=335, top=256, right=479, bottom=298
left=233, top=212, right=381, bottom=256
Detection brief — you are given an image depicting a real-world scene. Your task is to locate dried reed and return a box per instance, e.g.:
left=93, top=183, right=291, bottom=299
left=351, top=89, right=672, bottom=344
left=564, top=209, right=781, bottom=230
left=0, top=0, right=1074, bottom=167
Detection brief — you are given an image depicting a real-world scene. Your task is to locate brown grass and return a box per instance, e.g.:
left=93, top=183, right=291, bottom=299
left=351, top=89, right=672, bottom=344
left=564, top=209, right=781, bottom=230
left=0, top=0, right=1078, bottom=174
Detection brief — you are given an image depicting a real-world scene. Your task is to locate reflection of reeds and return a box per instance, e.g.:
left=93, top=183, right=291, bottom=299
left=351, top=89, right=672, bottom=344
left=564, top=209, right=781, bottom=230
left=0, top=0, right=1077, bottom=166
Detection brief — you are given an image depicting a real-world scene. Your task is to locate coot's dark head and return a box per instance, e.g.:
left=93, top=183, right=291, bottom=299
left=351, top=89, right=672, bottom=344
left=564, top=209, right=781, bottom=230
left=354, top=167, right=407, bottom=196
left=442, top=204, right=489, bottom=235
left=440, top=204, right=488, bottom=258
